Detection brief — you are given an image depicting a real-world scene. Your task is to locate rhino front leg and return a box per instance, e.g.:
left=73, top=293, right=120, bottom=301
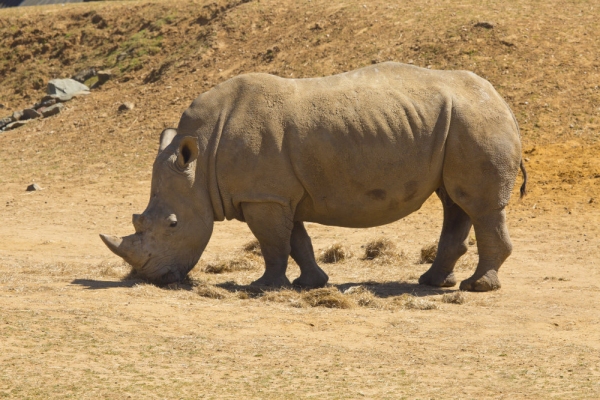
left=290, top=222, right=329, bottom=288
left=242, top=202, right=293, bottom=287
left=419, top=187, right=472, bottom=288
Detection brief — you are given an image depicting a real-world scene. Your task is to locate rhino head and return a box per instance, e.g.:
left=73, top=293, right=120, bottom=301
left=100, top=128, right=214, bottom=284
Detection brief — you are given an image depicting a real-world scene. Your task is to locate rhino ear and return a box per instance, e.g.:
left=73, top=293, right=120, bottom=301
left=159, top=128, right=177, bottom=153
left=177, top=136, right=199, bottom=169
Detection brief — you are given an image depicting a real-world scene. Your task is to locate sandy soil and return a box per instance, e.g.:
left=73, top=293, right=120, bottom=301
left=1, top=0, right=599, bottom=398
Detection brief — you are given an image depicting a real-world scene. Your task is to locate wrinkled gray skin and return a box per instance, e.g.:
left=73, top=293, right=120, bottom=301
left=101, top=62, right=527, bottom=291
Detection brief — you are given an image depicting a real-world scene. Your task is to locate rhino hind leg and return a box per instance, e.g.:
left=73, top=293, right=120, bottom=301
left=419, top=187, right=472, bottom=288
left=290, top=222, right=329, bottom=288
left=459, top=209, right=511, bottom=291
left=242, top=202, right=293, bottom=287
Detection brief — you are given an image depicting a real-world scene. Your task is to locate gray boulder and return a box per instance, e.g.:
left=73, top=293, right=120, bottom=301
left=3, top=120, right=30, bottom=131
left=47, top=79, right=90, bottom=97
left=26, top=183, right=42, bottom=192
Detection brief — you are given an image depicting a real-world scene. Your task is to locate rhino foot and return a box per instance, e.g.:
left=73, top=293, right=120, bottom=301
left=251, top=274, right=291, bottom=288
left=459, top=270, right=501, bottom=292
left=292, top=269, right=329, bottom=289
left=418, top=270, right=457, bottom=288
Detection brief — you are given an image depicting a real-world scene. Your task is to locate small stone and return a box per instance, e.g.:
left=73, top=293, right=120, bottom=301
left=90, top=70, right=112, bottom=89
left=26, top=183, right=42, bottom=192
left=0, top=116, right=14, bottom=130
left=0, top=104, right=5, bottom=109
left=12, top=110, right=24, bottom=121
left=72, top=67, right=98, bottom=83
left=22, top=108, right=42, bottom=120
left=118, top=102, right=135, bottom=112
left=33, top=98, right=57, bottom=110
left=4, top=120, right=30, bottom=130
left=41, top=103, right=64, bottom=118
left=474, top=21, right=495, bottom=29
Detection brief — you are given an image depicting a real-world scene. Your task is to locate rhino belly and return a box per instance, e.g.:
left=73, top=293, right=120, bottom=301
left=294, top=171, right=441, bottom=228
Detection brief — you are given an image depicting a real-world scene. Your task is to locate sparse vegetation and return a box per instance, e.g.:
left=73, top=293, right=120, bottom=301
left=420, top=241, right=438, bottom=264
left=318, top=243, right=352, bottom=263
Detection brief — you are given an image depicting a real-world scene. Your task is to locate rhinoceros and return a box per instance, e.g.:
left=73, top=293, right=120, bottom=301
left=101, top=62, right=527, bottom=292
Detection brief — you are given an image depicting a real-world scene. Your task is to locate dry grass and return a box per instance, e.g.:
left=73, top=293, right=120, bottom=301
left=343, top=285, right=383, bottom=308
left=318, top=243, right=352, bottom=263
left=196, top=283, right=231, bottom=299
left=442, top=291, right=467, bottom=305
left=242, top=239, right=262, bottom=256
left=363, top=238, right=404, bottom=261
left=393, top=294, right=438, bottom=310
left=420, top=241, right=438, bottom=264
left=455, top=252, right=478, bottom=271
left=301, top=287, right=354, bottom=309
left=97, top=260, right=132, bottom=278
left=261, top=289, right=305, bottom=307
left=204, top=254, right=261, bottom=274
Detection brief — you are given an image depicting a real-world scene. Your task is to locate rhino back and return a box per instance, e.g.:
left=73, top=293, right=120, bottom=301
left=184, top=63, right=510, bottom=228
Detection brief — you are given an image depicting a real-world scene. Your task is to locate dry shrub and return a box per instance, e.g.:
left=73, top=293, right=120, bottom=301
left=243, top=239, right=262, bottom=256
left=393, top=294, right=438, bottom=310
left=196, top=283, right=230, bottom=299
left=318, top=243, right=352, bottom=263
left=344, top=285, right=383, bottom=308
left=419, top=241, right=438, bottom=264
left=261, top=289, right=305, bottom=307
left=363, top=238, right=400, bottom=260
left=302, top=287, right=354, bottom=309
left=204, top=254, right=261, bottom=274
left=442, top=291, right=467, bottom=304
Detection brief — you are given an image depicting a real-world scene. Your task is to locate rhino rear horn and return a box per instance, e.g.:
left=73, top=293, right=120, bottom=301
left=159, top=128, right=177, bottom=153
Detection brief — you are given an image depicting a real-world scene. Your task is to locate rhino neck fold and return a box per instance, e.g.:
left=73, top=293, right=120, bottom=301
left=206, top=111, right=227, bottom=222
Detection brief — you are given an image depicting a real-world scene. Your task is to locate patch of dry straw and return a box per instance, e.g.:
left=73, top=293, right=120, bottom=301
left=392, top=293, right=438, bottom=310
left=243, top=239, right=262, bottom=256
left=318, top=243, right=352, bottom=264
left=362, top=238, right=407, bottom=264
left=196, top=284, right=231, bottom=299
left=204, top=254, right=261, bottom=274
left=301, top=287, right=354, bottom=309
left=420, top=241, right=438, bottom=264
left=441, top=291, right=467, bottom=304
left=343, top=285, right=383, bottom=308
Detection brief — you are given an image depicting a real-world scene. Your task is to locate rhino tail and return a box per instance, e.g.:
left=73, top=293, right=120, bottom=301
left=519, top=159, right=528, bottom=199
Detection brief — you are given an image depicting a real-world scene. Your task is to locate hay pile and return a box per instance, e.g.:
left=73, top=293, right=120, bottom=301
left=419, top=241, right=438, bottom=264
left=364, top=238, right=403, bottom=260
left=318, top=243, right=353, bottom=263
left=441, top=291, right=467, bottom=304
left=242, top=239, right=262, bottom=256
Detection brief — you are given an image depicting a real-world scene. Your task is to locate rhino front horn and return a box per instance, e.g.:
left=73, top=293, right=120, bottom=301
left=100, top=234, right=125, bottom=257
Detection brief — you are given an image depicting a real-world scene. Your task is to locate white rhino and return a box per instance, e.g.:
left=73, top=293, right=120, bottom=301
left=101, top=62, right=527, bottom=292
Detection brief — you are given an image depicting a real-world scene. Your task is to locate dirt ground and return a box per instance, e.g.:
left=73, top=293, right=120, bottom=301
left=1, top=0, right=600, bottom=398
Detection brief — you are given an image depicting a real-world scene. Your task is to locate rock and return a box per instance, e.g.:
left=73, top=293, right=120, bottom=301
left=26, top=183, right=42, bottom=192
left=12, top=110, right=24, bottom=121
left=72, top=67, right=98, bottom=83
left=33, top=98, right=57, bottom=110
left=0, top=116, right=14, bottom=130
left=41, top=103, right=64, bottom=118
left=474, top=21, right=495, bottom=29
left=3, top=120, right=30, bottom=131
left=90, top=70, right=112, bottom=89
left=118, top=102, right=135, bottom=112
left=22, top=108, right=42, bottom=120
left=47, top=78, right=90, bottom=97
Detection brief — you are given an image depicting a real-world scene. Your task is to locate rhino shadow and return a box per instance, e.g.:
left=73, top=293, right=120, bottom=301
left=70, top=278, right=142, bottom=289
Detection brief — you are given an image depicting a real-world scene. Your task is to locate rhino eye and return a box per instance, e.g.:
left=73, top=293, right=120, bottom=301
left=167, top=215, right=178, bottom=228
left=169, top=220, right=178, bottom=228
